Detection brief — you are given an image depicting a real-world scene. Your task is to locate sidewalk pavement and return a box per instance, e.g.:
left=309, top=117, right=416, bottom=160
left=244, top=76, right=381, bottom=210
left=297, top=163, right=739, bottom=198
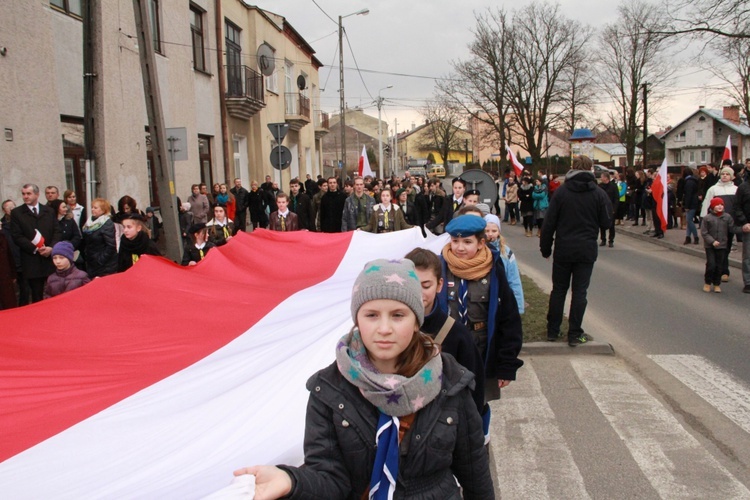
left=614, top=219, right=743, bottom=269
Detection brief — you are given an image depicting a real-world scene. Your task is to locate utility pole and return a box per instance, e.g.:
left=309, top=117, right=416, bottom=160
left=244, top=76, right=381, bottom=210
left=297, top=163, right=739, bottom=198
left=338, top=15, right=347, bottom=187
left=642, top=83, right=648, bottom=169
left=133, top=0, right=182, bottom=263
left=82, top=0, right=97, bottom=211
left=394, top=118, right=398, bottom=175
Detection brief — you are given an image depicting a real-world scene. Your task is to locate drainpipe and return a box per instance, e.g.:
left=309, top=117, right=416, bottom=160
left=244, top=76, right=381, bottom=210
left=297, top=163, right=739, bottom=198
left=215, top=0, right=231, bottom=183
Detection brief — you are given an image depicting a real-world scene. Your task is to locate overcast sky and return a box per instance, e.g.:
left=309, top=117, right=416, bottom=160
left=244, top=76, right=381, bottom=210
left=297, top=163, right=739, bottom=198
left=252, top=0, right=727, bottom=136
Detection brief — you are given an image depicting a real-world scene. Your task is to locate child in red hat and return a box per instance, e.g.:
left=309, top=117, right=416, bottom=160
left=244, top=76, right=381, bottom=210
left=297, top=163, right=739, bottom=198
left=700, top=198, right=742, bottom=292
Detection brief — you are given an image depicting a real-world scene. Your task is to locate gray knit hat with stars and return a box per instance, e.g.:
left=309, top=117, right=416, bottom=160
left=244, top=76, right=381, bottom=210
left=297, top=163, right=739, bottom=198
left=351, top=258, right=424, bottom=326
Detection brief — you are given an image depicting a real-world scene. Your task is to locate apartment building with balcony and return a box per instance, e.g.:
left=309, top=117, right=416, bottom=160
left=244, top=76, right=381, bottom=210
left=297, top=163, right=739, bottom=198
left=1, top=0, right=224, bottom=207
left=221, top=3, right=325, bottom=188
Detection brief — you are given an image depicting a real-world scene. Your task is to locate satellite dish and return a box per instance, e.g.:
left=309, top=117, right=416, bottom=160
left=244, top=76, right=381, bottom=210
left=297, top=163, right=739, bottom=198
left=297, top=75, right=307, bottom=90
left=257, top=43, right=275, bottom=77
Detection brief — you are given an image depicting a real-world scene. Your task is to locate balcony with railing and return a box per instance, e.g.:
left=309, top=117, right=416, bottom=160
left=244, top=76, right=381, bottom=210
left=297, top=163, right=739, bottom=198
left=224, top=65, right=265, bottom=120
left=314, top=110, right=330, bottom=138
left=284, top=92, right=311, bottom=131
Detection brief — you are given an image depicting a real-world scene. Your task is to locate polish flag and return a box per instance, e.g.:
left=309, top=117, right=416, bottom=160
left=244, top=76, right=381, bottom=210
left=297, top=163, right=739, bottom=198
left=722, top=135, right=733, bottom=164
left=0, top=229, right=448, bottom=498
left=651, top=158, right=669, bottom=232
left=358, top=145, right=374, bottom=178
left=506, top=145, right=525, bottom=177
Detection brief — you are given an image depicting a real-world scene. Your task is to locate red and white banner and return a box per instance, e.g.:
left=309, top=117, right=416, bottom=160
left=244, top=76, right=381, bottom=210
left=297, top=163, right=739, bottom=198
left=722, top=135, right=733, bottom=164
left=506, top=145, right=525, bottom=177
left=358, top=145, right=374, bottom=178
left=651, top=158, right=669, bottom=232
left=0, top=228, right=448, bottom=498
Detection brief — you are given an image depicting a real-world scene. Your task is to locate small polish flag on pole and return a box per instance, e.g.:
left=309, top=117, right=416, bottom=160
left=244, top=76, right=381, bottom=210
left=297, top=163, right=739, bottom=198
left=722, top=135, right=732, bottom=164
left=358, top=145, right=374, bottom=177
left=506, top=145, right=525, bottom=177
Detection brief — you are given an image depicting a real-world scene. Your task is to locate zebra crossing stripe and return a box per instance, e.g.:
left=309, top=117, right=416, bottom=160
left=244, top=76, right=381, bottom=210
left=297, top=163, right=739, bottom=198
left=649, top=354, right=750, bottom=435
left=572, top=358, right=750, bottom=498
left=491, top=363, right=590, bottom=499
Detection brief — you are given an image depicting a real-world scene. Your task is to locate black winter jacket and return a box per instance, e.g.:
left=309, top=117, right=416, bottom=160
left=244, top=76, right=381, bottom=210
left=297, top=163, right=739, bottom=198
left=683, top=176, right=700, bottom=211
left=281, top=355, right=494, bottom=499
left=540, top=170, right=612, bottom=263
left=734, top=181, right=750, bottom=226
left=82, top=218, right=118, bottom=278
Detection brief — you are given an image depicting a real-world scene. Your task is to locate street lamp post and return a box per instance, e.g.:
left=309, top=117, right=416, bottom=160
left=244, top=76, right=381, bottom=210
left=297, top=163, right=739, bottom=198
left=338, top=8, right=369, bottom=186
left=377, top=85, right=393, bottom=180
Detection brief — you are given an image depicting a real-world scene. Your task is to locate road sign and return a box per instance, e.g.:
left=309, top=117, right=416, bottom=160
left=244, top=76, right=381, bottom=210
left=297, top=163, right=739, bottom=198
left=267, top=123, right=289, bottom=144
left=270, top=145, right=292, bottom=171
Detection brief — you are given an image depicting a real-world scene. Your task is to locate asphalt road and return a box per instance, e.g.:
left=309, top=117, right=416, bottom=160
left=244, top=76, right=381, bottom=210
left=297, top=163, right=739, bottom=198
left=503, top=222, right=750, bottom=386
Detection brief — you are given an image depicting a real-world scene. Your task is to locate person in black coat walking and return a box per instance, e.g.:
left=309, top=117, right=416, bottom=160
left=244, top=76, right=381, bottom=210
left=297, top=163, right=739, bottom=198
left=319, top=177, right=347, bottom=233
left=541, top=156, right=612, bottom=346
left=230, top=178, right=249, bottom=234
left=288, top=178, right=313, bottom=230
left=10, top=184, right=61, bottom=303
left=682, top=167, right=701, bottom=244
left=81, top=198, right=118, bottom=278
left=598, top=172, right=619, bottom=247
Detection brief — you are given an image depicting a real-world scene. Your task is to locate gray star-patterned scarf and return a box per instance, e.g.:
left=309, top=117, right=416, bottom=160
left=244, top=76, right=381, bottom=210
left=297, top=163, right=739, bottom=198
left=335, top=328, right=443, bottom=417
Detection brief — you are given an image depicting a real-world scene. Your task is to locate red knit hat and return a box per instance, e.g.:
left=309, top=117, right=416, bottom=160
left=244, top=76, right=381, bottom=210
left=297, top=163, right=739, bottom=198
left=710, top=198, right=724, bottom=211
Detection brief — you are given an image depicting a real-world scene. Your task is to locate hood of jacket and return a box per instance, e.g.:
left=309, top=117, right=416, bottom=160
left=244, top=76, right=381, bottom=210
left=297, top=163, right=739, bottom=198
left=564, top=169, right=598, bottom=192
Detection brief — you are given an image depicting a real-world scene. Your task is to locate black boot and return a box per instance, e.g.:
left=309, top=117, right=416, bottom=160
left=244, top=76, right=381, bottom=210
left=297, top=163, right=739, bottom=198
left=693, top=236, right=700, bottom=244
left=683, top=237, right=691, bottom=245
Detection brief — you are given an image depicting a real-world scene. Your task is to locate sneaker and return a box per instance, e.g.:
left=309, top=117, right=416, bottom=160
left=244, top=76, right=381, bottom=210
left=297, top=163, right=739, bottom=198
left=743, top=285, right=750, bottom=294
left=721, top=274, right=729, bottom=282
left=714, top=285, right=722, bottom=293
left=569, top=333, right=594, bottom=347
left=703, top=284, right=711, bottom=293
left=547, top=331, right=563, bottom=342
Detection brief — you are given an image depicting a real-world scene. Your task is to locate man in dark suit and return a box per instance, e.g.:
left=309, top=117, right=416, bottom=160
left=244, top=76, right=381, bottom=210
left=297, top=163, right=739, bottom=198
left=319, top=177, right=347, bottom=233
left=10, top=184, right=61, bottom=303
left=289, top=178, right=313, bottom=230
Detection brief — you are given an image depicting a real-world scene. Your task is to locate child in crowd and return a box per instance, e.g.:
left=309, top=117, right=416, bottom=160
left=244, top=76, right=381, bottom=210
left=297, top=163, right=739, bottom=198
left=532, top=178, right=549, bottom=237
left=207, top=205, right=234, bottom=246
left=361, top=188, right=412, bottom=233
left=518, top=176, right=535, bottom=236
left=44, top=241, right=90, bottom=299
left=701, top=198, right=742, bottom=293
left=404, top=247, right=485, bottom=415
left=117, top=214, right=161, bottom=272
left=484, top=214, right=525, bottom=314
left=268, top=193, right=299, bottom=231
left=438, top=215, right=523, bottom=443
left=234, top=259, right=493, bottom=499
left=181, top=223, right=215, bottom=266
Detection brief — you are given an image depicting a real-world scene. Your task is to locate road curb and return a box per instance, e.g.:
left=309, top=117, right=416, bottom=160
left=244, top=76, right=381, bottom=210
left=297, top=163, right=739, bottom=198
left=522, top=340, right=615, bottom=356
left=618, top=227, right=742, bottom=270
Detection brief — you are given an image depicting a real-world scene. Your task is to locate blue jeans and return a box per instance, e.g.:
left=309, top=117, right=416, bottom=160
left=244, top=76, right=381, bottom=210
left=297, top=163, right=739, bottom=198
left=685, top=209, right=698, bottom=239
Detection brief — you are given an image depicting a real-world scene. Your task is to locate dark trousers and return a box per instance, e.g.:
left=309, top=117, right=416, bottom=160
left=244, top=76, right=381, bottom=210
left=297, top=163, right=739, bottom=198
left=234, top=209, right=247, bottom=233
left=705, top=247, right=727, bottom=285
left=27, top=277, right=46, bottom=303
left=506, top=202, right=519, bottom=222
left=601, top=218, right=616, bottom=243
left=523, top=214, right=534, bottom=231
left=652, top=209, right=664, bottom=236
left=722, top=233, right=735, bottom=276
left=547, top=260, right=594, bottom=339
left=16, top=271, right=30, bottom=306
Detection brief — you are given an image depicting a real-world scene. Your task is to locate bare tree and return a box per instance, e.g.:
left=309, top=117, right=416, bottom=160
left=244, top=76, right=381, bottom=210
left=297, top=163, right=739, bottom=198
left=507, top=1, right=590, bottom=161
left=597, top=0, right=674, bottom=167
left=658, top=0, right=750, bottom=40
left=702, top=37, right=750, bottom=120
left=437, top=8, right=515, bottom=168
left=559, top=48, right=598, bottom=135
left=419, top=96, right=466, bottom=168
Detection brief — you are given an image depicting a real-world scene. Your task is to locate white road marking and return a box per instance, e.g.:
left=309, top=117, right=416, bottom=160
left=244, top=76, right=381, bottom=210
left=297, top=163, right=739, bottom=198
left=491, top=363, right=590, bottom=500
left=572, top=358, right=750, bottom=499
left=649, top=354, right=750, bottom=435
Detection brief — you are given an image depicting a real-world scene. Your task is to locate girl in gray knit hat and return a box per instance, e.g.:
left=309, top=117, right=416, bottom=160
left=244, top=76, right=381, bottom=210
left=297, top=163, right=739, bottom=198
left=234, top=258, right=494, bottom=499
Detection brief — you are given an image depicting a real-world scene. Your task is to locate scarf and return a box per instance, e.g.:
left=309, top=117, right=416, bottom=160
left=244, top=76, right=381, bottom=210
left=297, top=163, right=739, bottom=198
left=336, top=328, right=442, bottom=500
left=217, top=193, right=229, bottom=205
left=441, top=243, right=493, bottom=281
left=119, top=231, right=151, bottom=256
left=82, top=214, right=111, bottom=234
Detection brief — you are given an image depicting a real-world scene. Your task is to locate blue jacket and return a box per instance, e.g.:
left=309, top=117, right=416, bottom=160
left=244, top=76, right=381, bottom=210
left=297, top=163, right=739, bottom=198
left=437, top=247, right=524, bottom=381
left=489, top=241, right=525, bottom=315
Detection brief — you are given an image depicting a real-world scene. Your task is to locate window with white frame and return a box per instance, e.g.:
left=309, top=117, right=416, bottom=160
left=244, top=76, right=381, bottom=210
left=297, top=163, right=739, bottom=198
left=673, top=150, right=682, bottom=163
left=695, top=129, right=703, bottom=140
left=701, top=150, right=707, bottom=162
left=264, top=44, right=278, bottom=93
left=149, top=0, right=162, bottom=54
left=689, top=151, right=695, bottom=162
left=675, top=130, right=686, bottom=143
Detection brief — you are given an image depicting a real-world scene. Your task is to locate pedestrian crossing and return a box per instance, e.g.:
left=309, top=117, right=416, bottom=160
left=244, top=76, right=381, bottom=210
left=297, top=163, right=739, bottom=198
left=490, top=355, right=750, bottom=499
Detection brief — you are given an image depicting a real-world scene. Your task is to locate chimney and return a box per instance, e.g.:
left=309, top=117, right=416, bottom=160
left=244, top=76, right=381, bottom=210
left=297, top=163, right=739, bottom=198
left=723, top=105, right=740, bottom=124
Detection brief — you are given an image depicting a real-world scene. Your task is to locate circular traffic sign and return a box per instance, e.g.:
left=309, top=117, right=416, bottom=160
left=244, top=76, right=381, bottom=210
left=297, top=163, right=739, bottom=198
left=270, top=146, right=292, bottom=171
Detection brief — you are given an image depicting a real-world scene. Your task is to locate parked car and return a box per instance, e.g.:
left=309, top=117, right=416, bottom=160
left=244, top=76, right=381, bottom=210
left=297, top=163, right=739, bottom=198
left=408, top=166, right=426, bottom=177
left=593, top=164, right=617, bottom=179
left=427, top=165, right=446, bottom=178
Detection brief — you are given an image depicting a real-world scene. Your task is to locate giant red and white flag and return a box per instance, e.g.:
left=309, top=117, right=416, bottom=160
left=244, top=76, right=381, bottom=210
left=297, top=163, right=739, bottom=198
left=506, top=145, right=525, bottom=177
left=358, top=145, right=374, bottom=178
left=651, top=158, right=669, bottom=232
left=722, top=135, right=733, bottom=164
left=0, top=229, right=448, bottom=498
